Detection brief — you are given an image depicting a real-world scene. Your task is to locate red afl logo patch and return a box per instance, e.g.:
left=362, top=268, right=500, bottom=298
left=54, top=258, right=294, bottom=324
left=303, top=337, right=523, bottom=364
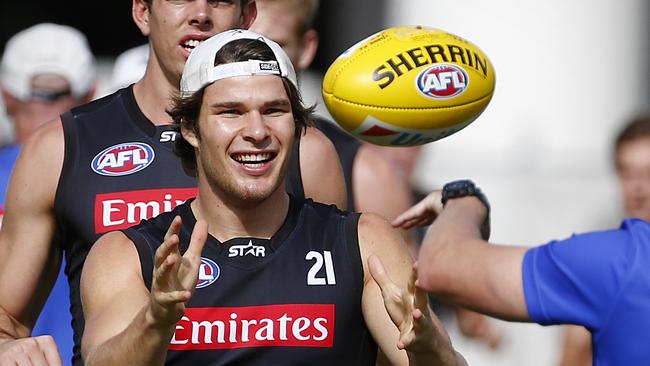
left=416, top=63, right=469, bottom=99
left=91, top=142, right=155, bottom=176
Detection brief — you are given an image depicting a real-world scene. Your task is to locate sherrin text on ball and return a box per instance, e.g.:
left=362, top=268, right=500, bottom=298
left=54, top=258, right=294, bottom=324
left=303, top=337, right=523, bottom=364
left=322, top=26, right=495, bottom=146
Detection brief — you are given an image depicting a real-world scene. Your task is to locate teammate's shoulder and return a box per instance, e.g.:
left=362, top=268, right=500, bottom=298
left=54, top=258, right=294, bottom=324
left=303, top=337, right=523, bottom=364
left=313, top=116, right=359, bottom=146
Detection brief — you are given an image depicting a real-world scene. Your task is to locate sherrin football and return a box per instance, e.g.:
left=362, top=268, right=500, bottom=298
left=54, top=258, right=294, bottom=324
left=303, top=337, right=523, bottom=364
left=322, top=26, right=495, bottom=146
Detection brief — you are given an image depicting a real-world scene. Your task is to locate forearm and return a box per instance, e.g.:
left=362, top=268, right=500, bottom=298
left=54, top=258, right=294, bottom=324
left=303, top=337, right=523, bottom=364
left=84, top=305, right=175, bottom=366
left=417, top=197, right=528, bottom=320
left=417, top=197, right=488, bottom=292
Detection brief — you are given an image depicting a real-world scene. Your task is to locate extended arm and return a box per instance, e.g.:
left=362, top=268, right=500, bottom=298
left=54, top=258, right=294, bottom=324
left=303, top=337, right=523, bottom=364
left=299, top=126, right=347, bottom=209
left=81, top=217, right=207, bottom=366
left=394, top=190, right=529, bottom=321
left=0, top=120, right=65, bottom=364
left=358, top=213, right=465, bottom=366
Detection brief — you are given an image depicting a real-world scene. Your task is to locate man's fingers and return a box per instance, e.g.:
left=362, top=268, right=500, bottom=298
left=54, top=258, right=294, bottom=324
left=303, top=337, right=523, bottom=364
left=185, top=219, right=208, bottom=259
left=391, top=205, right=425, bottom=228
left=36, top=336, right=62, bottom=366
left=155, top=232, right=180, bottom=268
left=1, top=336, right=62, bottom=366
left=152, top=289, right=192, bottom=306
left=163, top=215, right=182, bottom=241
left=156, top=252, right=179, bottom=280
left=368, top=255, right=392, bottom=291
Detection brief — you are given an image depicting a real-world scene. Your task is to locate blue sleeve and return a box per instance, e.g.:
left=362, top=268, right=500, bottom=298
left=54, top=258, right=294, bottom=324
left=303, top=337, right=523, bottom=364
left=522, top=223, right=636, bottom=329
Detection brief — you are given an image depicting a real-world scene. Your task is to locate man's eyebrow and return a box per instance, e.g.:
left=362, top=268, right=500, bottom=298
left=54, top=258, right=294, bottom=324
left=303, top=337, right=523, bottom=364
left=210, top=101, right=241, bottom=109
left=210, top=99, right=290, bottom=109
left=263, top=99, right=290, bottom=107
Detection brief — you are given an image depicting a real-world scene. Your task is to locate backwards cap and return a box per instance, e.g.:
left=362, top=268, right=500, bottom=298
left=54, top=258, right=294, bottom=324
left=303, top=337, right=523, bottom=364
left=180, top=29, right=297, bottom=98
left=0, top=23, right=96, bottom=100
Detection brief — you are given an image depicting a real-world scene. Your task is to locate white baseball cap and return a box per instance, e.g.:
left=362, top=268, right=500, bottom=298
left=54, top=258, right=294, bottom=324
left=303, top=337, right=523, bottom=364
left=111, top=43, right=149, bottom=90
left=0, top=23, right=96, bottom=100
left=180, top=29, right=297, bottom=98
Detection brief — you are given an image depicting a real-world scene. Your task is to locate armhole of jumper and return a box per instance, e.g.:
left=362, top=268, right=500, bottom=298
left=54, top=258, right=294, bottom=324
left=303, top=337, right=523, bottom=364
left=122, top=228, right=154, bottom=290
left=345, top=212, right=363, bottom=289
left=54, top=112, right=79, bottom=221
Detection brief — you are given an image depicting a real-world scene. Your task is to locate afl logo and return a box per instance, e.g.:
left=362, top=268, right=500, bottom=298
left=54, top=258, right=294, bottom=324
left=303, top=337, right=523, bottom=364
left=416, top=63, right=468, bottom=99
left=196, top=257, right=220, bottom=289
left=91, top=142, right=155, bottom=176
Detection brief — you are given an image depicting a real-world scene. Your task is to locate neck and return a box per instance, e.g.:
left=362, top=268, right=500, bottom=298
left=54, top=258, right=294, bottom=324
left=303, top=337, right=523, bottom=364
left=190, top=184, right=291, bottom=242
left=132, top=55, right=181, bottom=126
left=13, top=118, right=44, bottom=144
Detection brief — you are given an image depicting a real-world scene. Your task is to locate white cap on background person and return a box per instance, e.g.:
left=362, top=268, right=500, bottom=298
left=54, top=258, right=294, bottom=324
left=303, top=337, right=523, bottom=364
left=110, top=43, right=149, bottom=91
left=0, top=23, right=96, bottom=101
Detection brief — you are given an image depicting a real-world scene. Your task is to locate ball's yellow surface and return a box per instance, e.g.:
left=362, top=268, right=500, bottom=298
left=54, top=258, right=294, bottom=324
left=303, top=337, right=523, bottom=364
left=322, top=26, right=496, bottom=146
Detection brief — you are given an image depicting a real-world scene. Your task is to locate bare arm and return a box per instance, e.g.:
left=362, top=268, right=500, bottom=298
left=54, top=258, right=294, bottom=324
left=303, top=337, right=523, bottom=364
left=358, top=213, right=465, bottom=366
left=299, top=126, right=347, bottom=209
left=353, top=146, right=417, bottom=257
left=0, top=119, right=64, bottom=364
left=394, top=190, right=529, bottom=321
left=559, top=325, right=592, bottom=366
left=82, top=217, right=207, bottom=366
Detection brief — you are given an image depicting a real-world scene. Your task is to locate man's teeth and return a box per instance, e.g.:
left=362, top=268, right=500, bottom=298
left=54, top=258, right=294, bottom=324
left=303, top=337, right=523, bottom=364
left=184, top=39, right=201, bottom=49
left=234, top=153, right=272, bottom=163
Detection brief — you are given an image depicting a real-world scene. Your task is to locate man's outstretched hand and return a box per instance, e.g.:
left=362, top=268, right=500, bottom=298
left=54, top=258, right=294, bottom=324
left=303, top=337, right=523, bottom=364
left=148, top=216, right=208, bottom=327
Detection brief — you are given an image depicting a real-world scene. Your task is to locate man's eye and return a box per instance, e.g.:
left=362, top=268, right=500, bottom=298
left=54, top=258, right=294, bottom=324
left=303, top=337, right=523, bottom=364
left=265, top=108, right=288, bottom=116
left=218, top=109, right=241, bottom=116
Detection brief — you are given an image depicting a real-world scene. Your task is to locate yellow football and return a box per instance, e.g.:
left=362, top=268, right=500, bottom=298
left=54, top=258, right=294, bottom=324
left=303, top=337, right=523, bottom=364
left=322, top=26, right=496, bottom=146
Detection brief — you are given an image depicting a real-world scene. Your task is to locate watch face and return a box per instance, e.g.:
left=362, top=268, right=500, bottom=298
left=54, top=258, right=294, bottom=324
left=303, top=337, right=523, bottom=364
left=441, top=179, right=490, bottom=212
left=442, top=180, right=476, bottom=201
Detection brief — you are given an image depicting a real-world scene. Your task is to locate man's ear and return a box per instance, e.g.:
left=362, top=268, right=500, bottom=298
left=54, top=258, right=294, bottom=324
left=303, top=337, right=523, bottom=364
left=240, top=0, right=258, bottom=29
left=181, top=122, right=200, bottom=148
left=296, top=29, right=319, bottom=71
left=132, top=0, right=151, bottom=36
left=1, top=87, right=20, bottom=116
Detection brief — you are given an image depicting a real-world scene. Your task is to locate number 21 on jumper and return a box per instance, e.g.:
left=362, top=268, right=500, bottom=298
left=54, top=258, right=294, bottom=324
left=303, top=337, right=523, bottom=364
left=306, top=251, right=336, bottom=286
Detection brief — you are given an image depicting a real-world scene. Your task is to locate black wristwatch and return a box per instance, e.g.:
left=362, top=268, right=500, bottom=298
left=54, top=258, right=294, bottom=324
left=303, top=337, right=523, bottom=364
left=441, top=179, right=490, bottom=213
left=441, top=179, right=491, bottom=239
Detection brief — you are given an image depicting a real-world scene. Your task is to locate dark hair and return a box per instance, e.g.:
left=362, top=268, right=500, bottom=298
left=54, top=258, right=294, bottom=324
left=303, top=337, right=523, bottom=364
left=168, top=38, right=315, bottom=176
left=613, top=115, right=650, bottom=166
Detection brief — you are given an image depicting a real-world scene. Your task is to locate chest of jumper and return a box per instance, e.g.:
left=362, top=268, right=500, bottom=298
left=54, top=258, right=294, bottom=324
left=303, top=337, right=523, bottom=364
left=168, top=214, right=364, bottom=352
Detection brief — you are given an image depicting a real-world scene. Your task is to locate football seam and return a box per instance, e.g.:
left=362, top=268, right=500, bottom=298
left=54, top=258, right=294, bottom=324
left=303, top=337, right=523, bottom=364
left=330, top=36, right=390, bottom=84
left=323, top=92, right=494, bottom=111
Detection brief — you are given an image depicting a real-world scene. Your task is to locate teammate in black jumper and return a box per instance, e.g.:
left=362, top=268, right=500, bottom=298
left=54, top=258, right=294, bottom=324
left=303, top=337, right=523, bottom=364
left=80, top=30, right=466, bottom=365
left=0, top=1, right=346, bottom=365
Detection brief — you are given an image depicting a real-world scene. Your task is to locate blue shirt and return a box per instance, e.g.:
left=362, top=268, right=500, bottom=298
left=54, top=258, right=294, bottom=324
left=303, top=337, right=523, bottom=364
left=0, top=144, right=73, bottom=366
left=523, top=219, right=650, bottom=365
left=0, top=144, right=20, bottom=199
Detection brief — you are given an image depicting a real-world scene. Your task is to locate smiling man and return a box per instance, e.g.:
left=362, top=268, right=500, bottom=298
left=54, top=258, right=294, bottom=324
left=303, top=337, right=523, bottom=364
left=0, top=1, right=345, bottom=365
left=80, top=30, right=465, bottom=366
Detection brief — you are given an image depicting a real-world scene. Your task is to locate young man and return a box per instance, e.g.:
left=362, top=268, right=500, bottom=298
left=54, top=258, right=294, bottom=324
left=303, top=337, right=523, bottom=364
left=559, top=115, right=650, bottom=366
left=0, top=22, right=96, bottom=366
left=614, top=115, right=650, bottom=223
left=80, top=29, right=465, bottom=366
left=0, top=1, right=344, bottom=365
left=394, top=179, right=650, bottom=365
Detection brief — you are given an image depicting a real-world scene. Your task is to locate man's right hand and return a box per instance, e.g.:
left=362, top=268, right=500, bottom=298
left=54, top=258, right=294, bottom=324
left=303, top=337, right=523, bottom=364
left=0, top=336, right=62, bottom=366
left=147, top=216, right=208, bottom=327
